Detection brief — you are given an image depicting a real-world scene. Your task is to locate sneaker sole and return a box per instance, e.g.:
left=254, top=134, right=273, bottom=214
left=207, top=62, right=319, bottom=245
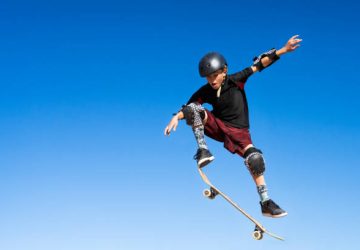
left=262, top=212, right=288, bottom=218
left=198, top=156, right=215, bottom=168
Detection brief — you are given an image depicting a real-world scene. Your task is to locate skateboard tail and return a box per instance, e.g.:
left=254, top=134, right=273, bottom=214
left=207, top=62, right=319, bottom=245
left=222, top=196, right=285, bottom=241
left=198, top=168, right=285, bottom=241
left=265, top=231, right=284, bottom=241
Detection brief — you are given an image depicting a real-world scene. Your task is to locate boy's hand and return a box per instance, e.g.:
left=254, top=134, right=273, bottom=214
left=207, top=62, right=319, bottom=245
left=275, top=35, right=302, bottom=57
left=164, top=116, right=179, bottom=136
left=284, top=35, right=302, bottom=52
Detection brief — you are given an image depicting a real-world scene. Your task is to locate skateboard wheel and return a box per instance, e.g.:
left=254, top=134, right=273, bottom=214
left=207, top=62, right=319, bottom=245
left=252, top=230, right=263, bottom=240
left=203, top=189, right=215, bottom=199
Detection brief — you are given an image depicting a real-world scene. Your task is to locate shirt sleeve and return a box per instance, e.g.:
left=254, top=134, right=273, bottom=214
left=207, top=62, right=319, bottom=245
left=186, top=84, right=209, bottom=105
left=228, top=67, right=254, bottom=84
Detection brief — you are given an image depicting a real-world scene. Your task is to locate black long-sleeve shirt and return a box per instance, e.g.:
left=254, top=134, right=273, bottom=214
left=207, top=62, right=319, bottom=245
left=186, top=67, right=254, bottom=129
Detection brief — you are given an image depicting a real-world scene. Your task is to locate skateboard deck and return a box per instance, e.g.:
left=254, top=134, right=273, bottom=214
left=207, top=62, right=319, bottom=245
left=198, top=168, right=284, bottom=241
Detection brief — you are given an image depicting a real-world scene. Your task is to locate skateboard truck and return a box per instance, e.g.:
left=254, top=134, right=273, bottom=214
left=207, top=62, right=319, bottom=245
left=253, top=225, right=264, bottom=240
left=203, top=187, right=219, bottom=199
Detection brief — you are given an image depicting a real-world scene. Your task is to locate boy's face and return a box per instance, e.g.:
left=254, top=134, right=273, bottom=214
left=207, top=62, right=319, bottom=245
left=206, top=68, right=227, bottom=90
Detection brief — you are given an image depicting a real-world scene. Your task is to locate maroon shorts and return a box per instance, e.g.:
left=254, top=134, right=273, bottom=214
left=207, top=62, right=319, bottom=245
left=204, top=110, right=253, bottom=157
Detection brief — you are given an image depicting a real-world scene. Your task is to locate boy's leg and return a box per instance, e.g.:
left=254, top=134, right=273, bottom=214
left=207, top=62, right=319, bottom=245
left=182, top=103, right=214, bottom=168
left=243, top=146, right=287, bottom=218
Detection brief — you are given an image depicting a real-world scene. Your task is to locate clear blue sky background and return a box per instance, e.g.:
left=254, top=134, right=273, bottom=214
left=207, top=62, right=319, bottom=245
left=1, top=0, right=359, bottom=249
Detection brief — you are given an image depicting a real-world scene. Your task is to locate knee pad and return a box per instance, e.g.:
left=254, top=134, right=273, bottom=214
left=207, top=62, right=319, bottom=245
left=244, top=147, right=265, bottom=177
left=182, top=103, right=205, bottom=127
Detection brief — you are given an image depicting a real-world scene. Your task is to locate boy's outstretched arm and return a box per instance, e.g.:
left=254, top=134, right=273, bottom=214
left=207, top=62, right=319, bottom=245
left=251, top=35, right=302, bottom=73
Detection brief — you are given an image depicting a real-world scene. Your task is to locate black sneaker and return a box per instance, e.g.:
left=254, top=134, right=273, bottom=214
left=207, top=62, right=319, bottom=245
left=193, top=148, right=214, bottom=168
left=260, top=199, right=288, bottom=218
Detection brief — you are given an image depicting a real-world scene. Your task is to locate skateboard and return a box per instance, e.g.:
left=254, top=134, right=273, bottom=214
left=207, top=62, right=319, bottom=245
left=198, top=168, right=284, bottom=241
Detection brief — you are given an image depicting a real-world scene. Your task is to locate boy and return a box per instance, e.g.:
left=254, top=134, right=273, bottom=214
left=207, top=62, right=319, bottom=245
left=164, top=35, right=302, bottom=217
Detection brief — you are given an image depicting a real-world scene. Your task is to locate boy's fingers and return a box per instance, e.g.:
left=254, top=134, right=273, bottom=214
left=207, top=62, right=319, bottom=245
left=164, top=127, right=170, bottom=135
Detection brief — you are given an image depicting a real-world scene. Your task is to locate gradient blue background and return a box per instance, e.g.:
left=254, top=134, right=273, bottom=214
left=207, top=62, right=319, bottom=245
left=1, top=0, right=359, bottom=249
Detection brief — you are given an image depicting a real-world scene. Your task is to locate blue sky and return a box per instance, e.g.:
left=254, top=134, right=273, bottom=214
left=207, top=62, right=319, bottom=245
left=1, top=0, right=360, bottom=249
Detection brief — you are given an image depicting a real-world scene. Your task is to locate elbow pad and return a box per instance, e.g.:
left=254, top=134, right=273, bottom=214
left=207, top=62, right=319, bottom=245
left=252, top=48, right=280, bottom=72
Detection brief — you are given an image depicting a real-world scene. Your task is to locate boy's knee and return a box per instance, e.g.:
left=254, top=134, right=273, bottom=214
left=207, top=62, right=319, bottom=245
left=244, top=147, right=266, bottom=177
left=182, top=103, right=205, bottom=127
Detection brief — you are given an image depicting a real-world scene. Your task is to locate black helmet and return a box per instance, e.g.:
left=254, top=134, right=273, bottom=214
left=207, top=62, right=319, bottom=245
left=198, top=52, right=227, bottom=77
